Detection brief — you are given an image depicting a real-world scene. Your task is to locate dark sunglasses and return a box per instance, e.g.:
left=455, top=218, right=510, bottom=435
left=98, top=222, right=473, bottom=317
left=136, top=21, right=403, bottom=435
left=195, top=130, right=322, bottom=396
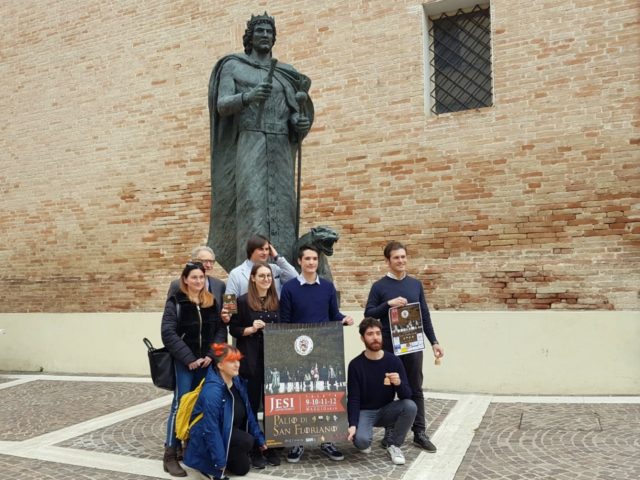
left=186, top=262, right=204, bottom=269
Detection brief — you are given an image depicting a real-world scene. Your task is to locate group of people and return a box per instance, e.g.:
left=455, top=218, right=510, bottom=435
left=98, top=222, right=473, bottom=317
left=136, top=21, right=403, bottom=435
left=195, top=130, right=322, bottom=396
left=157, top=13, right=445, bottom=480
left=265, top=363, right=344, bottom=394
left=160, top=237, right=444, bottom=479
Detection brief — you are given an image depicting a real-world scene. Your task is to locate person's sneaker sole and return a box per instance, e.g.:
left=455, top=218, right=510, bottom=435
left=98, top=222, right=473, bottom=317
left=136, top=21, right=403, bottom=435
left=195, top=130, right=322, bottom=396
left=324, top=454, right=344, bottom=461
left=359, top=446, right=372, bottom=454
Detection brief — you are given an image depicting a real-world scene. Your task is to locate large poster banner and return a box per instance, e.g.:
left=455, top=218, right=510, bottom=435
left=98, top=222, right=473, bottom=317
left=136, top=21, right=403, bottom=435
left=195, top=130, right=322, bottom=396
left=389, top=302, right=426, bottom=356
left=263, top=322, right=347, bottom=448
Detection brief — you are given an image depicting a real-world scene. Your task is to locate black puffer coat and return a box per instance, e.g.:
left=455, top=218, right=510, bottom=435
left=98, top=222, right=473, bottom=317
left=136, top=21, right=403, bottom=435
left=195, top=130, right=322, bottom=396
left=161, top=290, right=227, bottom=366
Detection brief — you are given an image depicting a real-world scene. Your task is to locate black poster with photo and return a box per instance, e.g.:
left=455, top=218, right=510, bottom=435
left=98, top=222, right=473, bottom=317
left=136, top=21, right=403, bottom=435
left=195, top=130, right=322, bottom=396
left=263, top=322, right=348, bottom=447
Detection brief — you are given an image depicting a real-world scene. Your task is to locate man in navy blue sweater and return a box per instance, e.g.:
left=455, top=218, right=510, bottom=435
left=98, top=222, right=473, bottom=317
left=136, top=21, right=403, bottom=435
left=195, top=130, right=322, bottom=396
left=347, top=318, right=417, bottom=465
left=279, top=244, right=354, bottom=463
left=365, top=241, right=444, bottom=453
left=279, top=245, right=354, bottom=325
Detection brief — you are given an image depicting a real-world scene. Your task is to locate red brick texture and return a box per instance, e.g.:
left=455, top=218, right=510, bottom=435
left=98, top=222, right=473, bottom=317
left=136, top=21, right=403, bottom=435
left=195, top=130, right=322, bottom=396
left=0, top=1, right=638, bottom=312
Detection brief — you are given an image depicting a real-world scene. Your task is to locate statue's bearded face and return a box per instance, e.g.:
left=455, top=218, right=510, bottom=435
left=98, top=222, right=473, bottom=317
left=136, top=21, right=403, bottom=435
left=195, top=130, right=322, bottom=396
left=251, top=22, right=274, bottom=54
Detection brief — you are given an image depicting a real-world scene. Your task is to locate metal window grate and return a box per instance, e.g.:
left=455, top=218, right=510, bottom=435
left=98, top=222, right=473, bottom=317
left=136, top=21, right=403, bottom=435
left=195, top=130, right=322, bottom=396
left=429, top=5, right=492, bottom=114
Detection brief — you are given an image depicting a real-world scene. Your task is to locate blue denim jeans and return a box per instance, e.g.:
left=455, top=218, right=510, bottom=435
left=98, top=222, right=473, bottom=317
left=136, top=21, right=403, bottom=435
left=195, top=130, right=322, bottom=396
left=165, top=361, right=208, bottom=447
left=353, top=399, right=417, bottom=450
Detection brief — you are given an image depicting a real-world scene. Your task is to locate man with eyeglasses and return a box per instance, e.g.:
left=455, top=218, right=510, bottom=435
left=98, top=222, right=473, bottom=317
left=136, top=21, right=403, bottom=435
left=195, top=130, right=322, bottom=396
left=167, top=246, right=226, bottom=320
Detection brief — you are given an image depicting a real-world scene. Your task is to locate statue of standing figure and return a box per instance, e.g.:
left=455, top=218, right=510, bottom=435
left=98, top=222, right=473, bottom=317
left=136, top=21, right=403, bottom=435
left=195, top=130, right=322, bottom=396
left=207, top=13, right=314, bottom=272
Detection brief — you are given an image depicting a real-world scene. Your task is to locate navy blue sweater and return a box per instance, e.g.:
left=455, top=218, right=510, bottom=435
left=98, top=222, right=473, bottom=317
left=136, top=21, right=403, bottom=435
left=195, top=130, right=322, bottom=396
left=279, top=277, right=345, bottom=324
left=347, top=351, right=412, bottom=427
left=364, top=275, right=438, bottom=350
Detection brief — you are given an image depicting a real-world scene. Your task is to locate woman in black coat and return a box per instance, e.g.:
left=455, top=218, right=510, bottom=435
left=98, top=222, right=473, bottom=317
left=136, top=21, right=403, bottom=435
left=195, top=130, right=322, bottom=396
left=229, top=262, right=280, bottom=466
left=161, top=261, right=226, bottom=477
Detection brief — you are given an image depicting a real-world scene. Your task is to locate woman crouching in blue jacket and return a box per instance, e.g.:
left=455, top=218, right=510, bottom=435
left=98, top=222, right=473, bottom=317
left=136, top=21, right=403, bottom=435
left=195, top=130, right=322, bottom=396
left=184, top=343, right=267, bottom=480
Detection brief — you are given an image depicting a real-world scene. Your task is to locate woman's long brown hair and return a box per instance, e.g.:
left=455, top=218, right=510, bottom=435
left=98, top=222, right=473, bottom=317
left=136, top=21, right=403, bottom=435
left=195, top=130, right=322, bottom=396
left=247, top=262, right=279, bottom=311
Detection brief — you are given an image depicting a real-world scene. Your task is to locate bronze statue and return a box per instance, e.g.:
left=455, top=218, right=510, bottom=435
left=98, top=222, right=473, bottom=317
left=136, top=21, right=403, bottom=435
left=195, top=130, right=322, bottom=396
left=207, top=13, right=314, bottom=272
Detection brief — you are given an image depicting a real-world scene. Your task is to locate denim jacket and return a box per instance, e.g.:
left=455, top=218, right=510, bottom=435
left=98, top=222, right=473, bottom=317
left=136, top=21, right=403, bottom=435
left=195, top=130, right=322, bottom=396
left=183, top=367, right=265, bottom=478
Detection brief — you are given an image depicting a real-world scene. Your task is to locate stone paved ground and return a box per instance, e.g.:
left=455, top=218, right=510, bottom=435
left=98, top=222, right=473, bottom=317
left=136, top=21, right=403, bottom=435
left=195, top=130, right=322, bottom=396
left=0, top=374, right=638, bottom=480
left=59, top=399, right=455, bottom=478
left=453, top=403, right=640, bottom=480
left=0, top=380, right=166, bottom=441
left=0, top=454, right=165, bottom=480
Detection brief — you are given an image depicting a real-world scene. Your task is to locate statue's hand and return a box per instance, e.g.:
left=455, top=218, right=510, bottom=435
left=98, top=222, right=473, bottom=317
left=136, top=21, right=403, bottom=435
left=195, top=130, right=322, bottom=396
left=245, top=82, right=272, bottom=104
left=294, top=115, right=311, bottom=135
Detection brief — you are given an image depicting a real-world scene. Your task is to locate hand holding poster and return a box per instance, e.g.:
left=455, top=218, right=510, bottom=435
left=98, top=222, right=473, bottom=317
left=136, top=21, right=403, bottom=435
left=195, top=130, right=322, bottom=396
left=389, top=302, right=426, bottom=356
left=263, top=322, right=347, bottom=448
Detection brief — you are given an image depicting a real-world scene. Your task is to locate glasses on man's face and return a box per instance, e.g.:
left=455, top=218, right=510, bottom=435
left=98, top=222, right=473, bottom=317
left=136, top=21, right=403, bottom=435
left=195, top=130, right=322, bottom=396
left=197, top=258, right=215, bottom=265
left=256, top=274, right=272, bottom=280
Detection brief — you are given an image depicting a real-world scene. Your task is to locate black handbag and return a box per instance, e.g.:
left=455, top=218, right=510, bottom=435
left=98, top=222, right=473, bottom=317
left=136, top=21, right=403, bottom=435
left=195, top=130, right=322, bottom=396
left=143, top=337, right=175, bottom=391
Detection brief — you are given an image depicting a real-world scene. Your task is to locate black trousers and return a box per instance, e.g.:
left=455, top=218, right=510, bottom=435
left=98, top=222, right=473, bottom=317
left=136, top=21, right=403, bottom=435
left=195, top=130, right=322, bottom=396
left=226, top=427, right=255, bottom=476
left=245, top=373, right=264, bottom=416
left=399, top=350, right=425, bottom=433
left=383, top=331, right=427, bottom=435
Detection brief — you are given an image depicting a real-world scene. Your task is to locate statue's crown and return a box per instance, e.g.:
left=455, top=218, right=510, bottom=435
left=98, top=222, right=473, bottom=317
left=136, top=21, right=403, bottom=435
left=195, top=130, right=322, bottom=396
left=249, top=11, right=274, bottom=26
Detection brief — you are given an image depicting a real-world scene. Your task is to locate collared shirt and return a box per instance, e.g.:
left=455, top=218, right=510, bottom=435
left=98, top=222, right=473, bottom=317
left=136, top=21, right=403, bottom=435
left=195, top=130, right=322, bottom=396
left=386, top=272, right=407, bottom=281
left=225, top=257, right=297, bottom=297
left=296, top=273, right=321, bottom=286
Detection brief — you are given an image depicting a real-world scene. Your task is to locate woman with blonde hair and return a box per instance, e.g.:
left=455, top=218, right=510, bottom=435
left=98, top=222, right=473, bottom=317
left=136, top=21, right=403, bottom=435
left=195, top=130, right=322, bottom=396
left=161, top=262, right=227, bottom=477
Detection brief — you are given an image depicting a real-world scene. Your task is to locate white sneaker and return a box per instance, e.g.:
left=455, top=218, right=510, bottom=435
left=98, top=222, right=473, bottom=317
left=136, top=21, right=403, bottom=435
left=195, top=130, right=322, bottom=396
left=358, top=446, right=372, bottom=454
left=387, top=444, right=405, bottom=465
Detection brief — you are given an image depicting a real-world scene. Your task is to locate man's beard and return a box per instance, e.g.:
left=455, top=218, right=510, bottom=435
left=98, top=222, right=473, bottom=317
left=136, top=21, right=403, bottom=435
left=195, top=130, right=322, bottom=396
left=365, top=339, right=382, bottom=352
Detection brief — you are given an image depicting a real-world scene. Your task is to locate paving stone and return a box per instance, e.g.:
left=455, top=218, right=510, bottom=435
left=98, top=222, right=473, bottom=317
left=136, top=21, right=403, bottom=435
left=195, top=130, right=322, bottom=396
left=520, top=406, right=602, bottom=431
left=60, top=393, right=454, bottom=479
left=0, top=380, right=166, bottom=441
left=454, top=403, right=640, bottom=480
left=0, top=454, right=164, bottom=480
left=58, top=406, right=168, bottom=460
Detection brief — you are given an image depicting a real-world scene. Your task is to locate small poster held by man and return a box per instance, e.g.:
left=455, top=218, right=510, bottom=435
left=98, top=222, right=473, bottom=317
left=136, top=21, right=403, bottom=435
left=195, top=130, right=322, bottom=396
left=263, top=322, right=347, bottom=448
left=389, top=302, right=426, bottom=356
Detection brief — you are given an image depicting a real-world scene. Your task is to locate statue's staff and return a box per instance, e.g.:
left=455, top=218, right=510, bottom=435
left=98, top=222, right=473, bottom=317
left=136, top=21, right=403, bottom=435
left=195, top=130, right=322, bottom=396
left=255, top=58, right=277, bottom=126
left=294, top=90, right=308, bottom=240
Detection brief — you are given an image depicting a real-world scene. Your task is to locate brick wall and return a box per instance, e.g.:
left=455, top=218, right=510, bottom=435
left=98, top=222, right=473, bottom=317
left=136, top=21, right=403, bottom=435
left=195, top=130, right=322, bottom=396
left=1, top=0, right=638, bottom=312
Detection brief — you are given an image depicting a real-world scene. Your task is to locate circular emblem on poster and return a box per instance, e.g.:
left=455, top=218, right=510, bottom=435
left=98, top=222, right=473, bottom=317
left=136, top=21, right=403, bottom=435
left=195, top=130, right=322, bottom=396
left=401, top=310, right=410, bottom=319
left=294, top=335, right=314, bottom=356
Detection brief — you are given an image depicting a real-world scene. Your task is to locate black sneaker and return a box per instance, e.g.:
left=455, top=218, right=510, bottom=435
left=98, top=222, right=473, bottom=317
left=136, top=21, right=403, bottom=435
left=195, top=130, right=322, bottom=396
left=380, top=427, right=394, bottom=449
left=413, top=432, right=437, bottom=452
left=320, top=442, right=344, bottom=461
left=264, top=448, right=281, bottom=466
left=251, top=452, right=267, bottom=469
left=286, top=445, right=304, bottom=463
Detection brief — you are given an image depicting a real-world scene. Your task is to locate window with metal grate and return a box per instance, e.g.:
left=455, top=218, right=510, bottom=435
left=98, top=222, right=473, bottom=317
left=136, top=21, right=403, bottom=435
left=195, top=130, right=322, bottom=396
left=428, top=4, right=492, bottom=114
